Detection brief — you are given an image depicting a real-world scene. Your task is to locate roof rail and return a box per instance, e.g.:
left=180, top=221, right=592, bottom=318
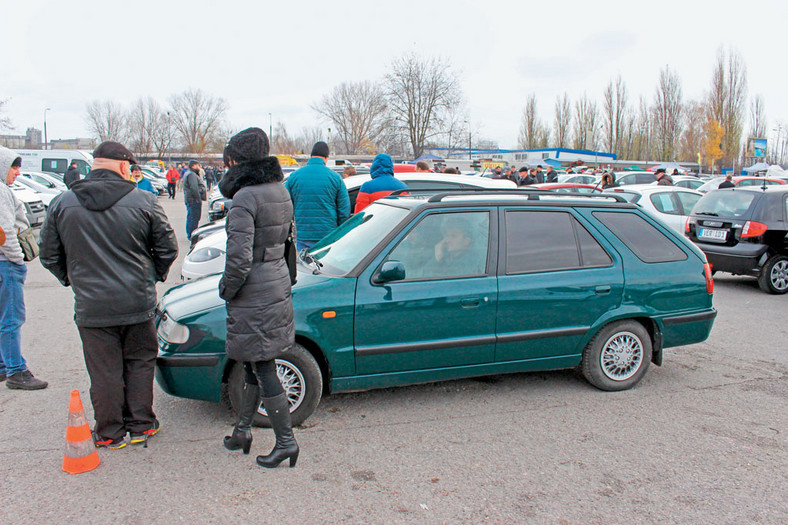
left=414, top=188, right=630, bottom=204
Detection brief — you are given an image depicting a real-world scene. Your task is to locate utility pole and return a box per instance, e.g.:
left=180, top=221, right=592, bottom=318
left=43, top=107, right=51, bottom=150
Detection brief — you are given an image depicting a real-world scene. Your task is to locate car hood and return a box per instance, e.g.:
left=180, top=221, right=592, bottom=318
left=160, top=265, right=336, bottom=320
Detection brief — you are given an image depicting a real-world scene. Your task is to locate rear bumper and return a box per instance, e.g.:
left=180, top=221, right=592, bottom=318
left=661, top=308, right=717, bottom=348
left=694, top=241, right=769, bottom=276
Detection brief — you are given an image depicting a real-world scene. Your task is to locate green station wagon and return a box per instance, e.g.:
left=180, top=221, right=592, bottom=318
left=155, top=190, right=716, bottom=426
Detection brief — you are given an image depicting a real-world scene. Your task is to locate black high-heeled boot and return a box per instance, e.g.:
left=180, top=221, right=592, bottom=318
left=256, top=393, right=299, bottom=468
left=223, top=383, right=259, bottom=454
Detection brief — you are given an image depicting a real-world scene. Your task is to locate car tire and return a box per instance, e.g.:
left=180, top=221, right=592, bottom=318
left=581, top=320, right=652, bottom=391
left=228, top=343, right=323, bottom=428
left=757, top=254, right=788, bottom=295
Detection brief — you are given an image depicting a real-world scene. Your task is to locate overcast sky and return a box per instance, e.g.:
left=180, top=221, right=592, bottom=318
left=2, top=0, right=786, bottom=151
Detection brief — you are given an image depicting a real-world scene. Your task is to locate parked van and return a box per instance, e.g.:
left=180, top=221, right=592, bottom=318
left=16, top=149, right=93, bottom=177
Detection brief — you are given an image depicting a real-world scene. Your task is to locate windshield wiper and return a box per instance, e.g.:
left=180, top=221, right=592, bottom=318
left=299, top=248, right=323, bottom=274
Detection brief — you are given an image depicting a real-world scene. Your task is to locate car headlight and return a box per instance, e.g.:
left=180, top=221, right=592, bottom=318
left=210, top=201, right=226, bottom=212
left=157, top=313, right=190, bottom=344
left=187, top=247, right=225, bottom=263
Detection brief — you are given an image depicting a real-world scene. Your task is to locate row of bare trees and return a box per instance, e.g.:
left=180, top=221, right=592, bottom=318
left=308, top=53, right=464, bottom=158
left=516, top=48, right=769, bottom=170
left=85, top=89, right=228, bottom=156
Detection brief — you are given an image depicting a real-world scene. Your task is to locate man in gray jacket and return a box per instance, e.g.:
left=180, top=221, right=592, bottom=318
left=0, top=146, right=48, bottom=390
left=183, top=159, right=206, bottom=240
left=40, top=141, right=178, bottom=448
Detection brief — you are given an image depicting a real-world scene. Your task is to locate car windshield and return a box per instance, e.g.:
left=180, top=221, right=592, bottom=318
left=309, top=202, right=410, bottom=275
left=693, top=191, right=759, bottom=218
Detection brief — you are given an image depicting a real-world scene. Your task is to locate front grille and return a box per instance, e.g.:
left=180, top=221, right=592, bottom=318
left=29, top=201, right=45, bottom=213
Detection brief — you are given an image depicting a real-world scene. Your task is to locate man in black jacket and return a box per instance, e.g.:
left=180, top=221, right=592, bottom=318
left=39, top=141, right=178, bottom=449
left=63, top=161, right=81, bottom=188
left=182, top=160, right=206, bottom=240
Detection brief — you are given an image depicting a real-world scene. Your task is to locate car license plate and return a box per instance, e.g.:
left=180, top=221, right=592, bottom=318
left=698, top=228, right=727, bottom=241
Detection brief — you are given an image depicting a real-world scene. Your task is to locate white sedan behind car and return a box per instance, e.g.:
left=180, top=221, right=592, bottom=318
left=602, top=185, right=703, bottom=234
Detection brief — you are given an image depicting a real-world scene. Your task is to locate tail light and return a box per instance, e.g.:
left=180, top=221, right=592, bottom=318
left=703, top=262, right=714, bottom=294
left=741, top=221, right=767, bottom=238
left=685, top=217, right=691, bottom=234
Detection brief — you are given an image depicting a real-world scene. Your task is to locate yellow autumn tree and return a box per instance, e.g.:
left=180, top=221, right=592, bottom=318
left=703, top=119, right=725, bottom=173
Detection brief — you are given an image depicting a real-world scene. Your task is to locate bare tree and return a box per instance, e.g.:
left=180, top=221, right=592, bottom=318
left=553, top=93, right=572, bottom=148
left=294, top=126, right=326, bottom=155
left=748, top=94, right=767, bottom=139
left=0, top=99, right=12, bottom=131
left=518, top=94, right=549, bottom=149
left=627, top=96, right=652, bottom=161
left=85, top=100, right=128, bottom=143
left=680, top=100, right=706, bottom=163
left=651, top=66, right=683, bottom=161
left=151, top=111, right=177, bottom=159
left=572, top=93, right=597, bottom=150
left=128, top=98, right=154, bottom=154
left=272, top=122, right=298, bottom=155
left=704, top=48, right=747, bottom=168
left=313, top=81, right=389, bottom=155
left=169, top=88, right=228, bottom=153
left=384, top=53, right=462, bottom=158
left=602, top=75, right=628, bottom=155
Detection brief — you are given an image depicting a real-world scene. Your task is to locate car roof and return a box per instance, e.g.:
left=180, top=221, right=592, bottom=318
left=711, top=184, right=788, bottom=194
left=604, top=184, right=700, bottom=195
left=343, top=172, right=517, bottom=190
left=379, top=188, right=635, bottom=210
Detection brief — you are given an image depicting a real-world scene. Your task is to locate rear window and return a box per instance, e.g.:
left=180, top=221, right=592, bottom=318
left=692, top=191, right=759, bottom=219
left=594, top=211, right=686, bottom=263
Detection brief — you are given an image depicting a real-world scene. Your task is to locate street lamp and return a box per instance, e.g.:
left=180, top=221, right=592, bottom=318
left=43, top=107, right=51, bottom=150
left=269, top=113, right=272, bottom=144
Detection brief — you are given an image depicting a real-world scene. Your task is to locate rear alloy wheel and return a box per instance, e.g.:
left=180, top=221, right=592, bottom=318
left=228, top=343, right=323, bottom=427
left=758, top=254, right=788, bottom=294
left=582, top=320, right=652, bottom=391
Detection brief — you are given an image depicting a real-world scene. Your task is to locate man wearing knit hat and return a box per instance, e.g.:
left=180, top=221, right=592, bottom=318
left=39, top=141, right=178, bottom=448
left=284, top=141, right=350, bottom=250
left=0, top=146, right=48, bottom=390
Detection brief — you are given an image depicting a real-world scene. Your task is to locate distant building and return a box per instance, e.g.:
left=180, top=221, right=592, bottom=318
left=426, top=146, right=617, bottom=168
left=49, top=137, right=96, bottom=150
left=0, top=128, right=43, bottom=149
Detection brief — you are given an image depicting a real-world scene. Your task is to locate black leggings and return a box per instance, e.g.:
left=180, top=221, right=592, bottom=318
left=243, top=360, right=284, bottom=398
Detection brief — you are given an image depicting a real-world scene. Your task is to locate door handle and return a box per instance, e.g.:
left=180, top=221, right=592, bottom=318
left=595, top=285, right=611, bottom=294
left=461, top=297, right=481, bottom=308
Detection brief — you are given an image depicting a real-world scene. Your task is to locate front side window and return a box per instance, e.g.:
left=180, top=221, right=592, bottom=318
left=385, top=211, right=490, bottom=280
left=71, top=159, right=91, bottom=175
left=675, top=191, right=702, bottom=215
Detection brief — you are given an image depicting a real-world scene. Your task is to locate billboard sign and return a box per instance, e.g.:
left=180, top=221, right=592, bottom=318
left=747, top=138, right=767, bottom=158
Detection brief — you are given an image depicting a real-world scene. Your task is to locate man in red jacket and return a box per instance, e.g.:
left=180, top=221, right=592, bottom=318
left=165, top=165, right=179, bottom=199
left=354, top=154, right=408, bottom=213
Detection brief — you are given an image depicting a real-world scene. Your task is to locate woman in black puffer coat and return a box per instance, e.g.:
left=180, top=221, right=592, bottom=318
left=218, top=127, right=298, bottom=469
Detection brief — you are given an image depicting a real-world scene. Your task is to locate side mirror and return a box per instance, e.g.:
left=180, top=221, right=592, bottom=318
left=374, top=261, right=406, bottom=284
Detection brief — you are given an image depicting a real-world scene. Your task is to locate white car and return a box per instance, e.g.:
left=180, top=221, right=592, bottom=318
left=9, top=183, right=46, bottom=227
left=655, top=176, right=704, bottom=190
left=21, top=171, right=67, bottom=192
left=602, top=185, right=703, bottom=234
left=183, top=173, right=517, bottom=280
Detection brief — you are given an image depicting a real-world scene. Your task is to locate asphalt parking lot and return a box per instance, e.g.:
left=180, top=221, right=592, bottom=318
left=1, top=196, right=786, bottom=523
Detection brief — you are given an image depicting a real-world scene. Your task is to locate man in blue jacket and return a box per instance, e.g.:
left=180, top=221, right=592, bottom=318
left=284, top=142, right=350, bottom=250
left=131, top=165, right=157, bottom=195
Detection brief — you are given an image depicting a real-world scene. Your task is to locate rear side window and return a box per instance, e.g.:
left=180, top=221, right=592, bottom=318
left=594, top=211, right=686, bottom=263
left=42, top=158, right=67, bottom=174
left=650, top=192, right=679, bottom=215
left=505, top=210, right=611, bottom=273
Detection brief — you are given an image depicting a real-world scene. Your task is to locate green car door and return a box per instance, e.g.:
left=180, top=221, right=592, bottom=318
left=495, top=208, right=624, bottom=366
left=353, top=209, right=498, bottom=375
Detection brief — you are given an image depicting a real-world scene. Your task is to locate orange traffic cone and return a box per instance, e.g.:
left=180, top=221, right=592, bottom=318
left=62, top=389, right=100, bottom=475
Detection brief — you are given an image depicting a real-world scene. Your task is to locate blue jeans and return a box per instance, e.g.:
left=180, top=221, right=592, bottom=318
left=186, top=202, right=202, bottom=240
left=0, top=261, right=27, bottom=376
